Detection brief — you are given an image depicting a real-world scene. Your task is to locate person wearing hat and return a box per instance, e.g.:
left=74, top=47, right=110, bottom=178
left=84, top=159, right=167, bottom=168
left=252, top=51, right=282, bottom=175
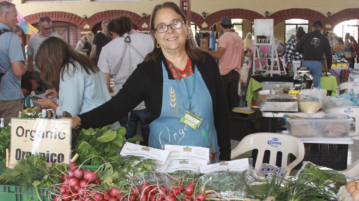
left=210, top=16, right=244, bottom=112
left=79, top=35, right=92, bottom=56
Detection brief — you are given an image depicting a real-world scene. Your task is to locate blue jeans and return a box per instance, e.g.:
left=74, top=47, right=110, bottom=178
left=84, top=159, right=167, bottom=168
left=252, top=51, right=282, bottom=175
left=302, top=60, right=322, bottom=88
left=119, top=109, right=150, bottom=146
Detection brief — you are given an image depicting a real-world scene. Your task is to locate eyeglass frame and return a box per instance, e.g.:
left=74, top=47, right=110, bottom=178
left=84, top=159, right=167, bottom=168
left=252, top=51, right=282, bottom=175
left=40, top=26, right=52, bottom=31
left=154, top=21, right=186, bottom=33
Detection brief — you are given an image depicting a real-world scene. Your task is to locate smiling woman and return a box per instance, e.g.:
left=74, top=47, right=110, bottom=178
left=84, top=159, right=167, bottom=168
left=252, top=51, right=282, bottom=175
left=71, top=2, right=232, bottom=163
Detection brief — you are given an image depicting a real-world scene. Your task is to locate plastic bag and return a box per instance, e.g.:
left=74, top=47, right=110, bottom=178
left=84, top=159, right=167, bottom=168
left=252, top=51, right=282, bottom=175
left=339, top=92, right=359, bottom=106
left=300, top=88, right=327, bottom=104
left=323, top=96, right=354, bottom=110
left=298, top=94, right=322, bottom=113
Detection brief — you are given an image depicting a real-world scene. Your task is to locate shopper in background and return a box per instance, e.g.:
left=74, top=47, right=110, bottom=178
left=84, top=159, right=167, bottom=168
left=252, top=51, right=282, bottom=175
left=79, top=35, right=92, bottom=56
left=333, top=37, right=347, bottom=59
left=344, top=33, right=355, bottom=67
left=296, top=21, right=332, bottom=87
left=0, top=2, right=26, bottom=123
left=90, top=20, right=110, bottom=64
left=243, top=32, right=253, bottom=53
left=349, top=36, right=359, bottom=63
left=27, top=16, right=61, bottom=94
left=75, top=38, right=84, bottom=51
left=67, top=2, right=231, bottom=163
left=285, top=29, right=305, bottom=71
left=210, top=16, right=244, bottom=112
left=33, top=37, right=111, bottom=119
left=21, top=71, right=41, bottom=98
left=98, top=16, right=153, bottom=145
left=13, top=24, right=25, bottom=61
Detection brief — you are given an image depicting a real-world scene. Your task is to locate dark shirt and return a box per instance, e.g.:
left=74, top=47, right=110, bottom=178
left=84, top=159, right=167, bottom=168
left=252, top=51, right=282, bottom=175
left=82, top=41, right=92, bottom=56
left=296, top=30, right=332, bottom=69
left=78, top=52, right=231, bottom=160
left=21, top=76, right=32, bottom=95
left=93, top=32, right=110, bottom=58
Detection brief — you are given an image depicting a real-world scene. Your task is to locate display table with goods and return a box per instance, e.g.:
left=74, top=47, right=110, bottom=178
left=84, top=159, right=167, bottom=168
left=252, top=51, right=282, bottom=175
left=3, top=109, right=359, bottom=201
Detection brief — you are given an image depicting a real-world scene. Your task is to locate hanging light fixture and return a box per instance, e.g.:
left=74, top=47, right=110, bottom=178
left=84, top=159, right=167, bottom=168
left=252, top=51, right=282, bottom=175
left=327, top=11, right=331, bottom=18
left=202, top=12, right=206, bottom=18
left=142, top=13, right=146, bottom=18
left=265, top=11, right=269, bottom=18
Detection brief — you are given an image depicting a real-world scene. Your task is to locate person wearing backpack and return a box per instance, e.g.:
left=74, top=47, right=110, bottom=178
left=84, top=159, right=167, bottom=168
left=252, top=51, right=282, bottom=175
left=0, top=2, right=26, bottom=124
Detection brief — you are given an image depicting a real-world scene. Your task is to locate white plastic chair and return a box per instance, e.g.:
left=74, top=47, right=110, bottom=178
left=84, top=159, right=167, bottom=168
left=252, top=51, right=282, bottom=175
left=336, top=82, right=359, bottom=96
left=231, top=133, right=305, bottom=176
left=325, top=106, right=359, bottom=138
left=342, top=159, right=359, bottom=178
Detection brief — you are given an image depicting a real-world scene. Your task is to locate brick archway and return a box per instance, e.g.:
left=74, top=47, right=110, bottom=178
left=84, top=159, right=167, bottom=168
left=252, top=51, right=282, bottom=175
left=87, top=10, right=150, bottom=31
left=270, top=8, right=327, bottom=25
left=323, top=9, right=359, bottom=31
left=200, top=9, right=264, bottom=30
left=24, top=12, right=86, bottom=30
left=190, top=12, right=205, bottom=29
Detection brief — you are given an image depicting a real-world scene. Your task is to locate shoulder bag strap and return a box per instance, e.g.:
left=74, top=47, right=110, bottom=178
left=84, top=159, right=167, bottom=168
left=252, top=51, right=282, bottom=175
left=0, top=29, right=13, bottom=74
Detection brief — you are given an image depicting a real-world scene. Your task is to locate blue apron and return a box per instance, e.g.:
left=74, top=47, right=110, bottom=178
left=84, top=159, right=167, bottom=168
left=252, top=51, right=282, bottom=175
left=149, top=62, right=219, bottom=163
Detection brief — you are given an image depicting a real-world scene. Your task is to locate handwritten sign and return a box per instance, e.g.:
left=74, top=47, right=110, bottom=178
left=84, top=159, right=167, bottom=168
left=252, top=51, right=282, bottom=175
left=10, top=119, right=71, bottom=168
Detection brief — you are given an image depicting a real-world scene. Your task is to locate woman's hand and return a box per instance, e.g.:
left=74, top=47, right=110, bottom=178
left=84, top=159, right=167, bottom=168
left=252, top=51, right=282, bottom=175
left=63, top=116, right=81, bottom=129
left=44, top=89, right=59, bottom=99
left=34, top=99, right=56, bottom=109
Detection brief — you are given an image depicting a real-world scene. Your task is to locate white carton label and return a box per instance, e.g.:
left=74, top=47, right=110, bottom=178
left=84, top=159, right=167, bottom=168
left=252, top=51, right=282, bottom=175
left=120, top=142, right=170, bottom=165
left=165, top=145, right=210, bottom=163
left=199, top=159, right=250, bottom=174
left=165, top=159, right=208, bottom=173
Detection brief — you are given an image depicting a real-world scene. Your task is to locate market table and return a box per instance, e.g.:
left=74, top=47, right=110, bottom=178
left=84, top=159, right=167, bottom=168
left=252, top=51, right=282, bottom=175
left=349, top=73, right=359, bottom=82
left=246, top=75, right=338, bottom=105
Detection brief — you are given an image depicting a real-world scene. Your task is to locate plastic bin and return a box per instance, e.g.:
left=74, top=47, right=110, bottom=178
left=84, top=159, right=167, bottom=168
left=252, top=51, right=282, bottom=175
left=286, top=114, right=353, bottom=138
left=0, top=185, right=50, bottom=201
left=291, top=144, right=348, bottom=170
left=261, top=81, right=294, bottom=91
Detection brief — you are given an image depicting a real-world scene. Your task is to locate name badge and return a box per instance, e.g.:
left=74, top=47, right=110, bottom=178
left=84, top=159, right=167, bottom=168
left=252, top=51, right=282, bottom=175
left=180, top=110, right=203, bottom=131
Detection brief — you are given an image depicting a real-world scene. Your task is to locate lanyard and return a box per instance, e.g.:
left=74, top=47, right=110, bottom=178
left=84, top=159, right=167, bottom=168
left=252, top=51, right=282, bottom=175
left=168, top=60, right=196, bottom=110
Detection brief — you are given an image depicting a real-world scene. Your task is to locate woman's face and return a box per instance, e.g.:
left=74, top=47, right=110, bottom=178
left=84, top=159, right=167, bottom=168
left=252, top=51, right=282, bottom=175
left=15, top=31, right=22, bottom=39
left=30, top=80, right=40, bottom=91
left=153, top=8, right=188, bottom=53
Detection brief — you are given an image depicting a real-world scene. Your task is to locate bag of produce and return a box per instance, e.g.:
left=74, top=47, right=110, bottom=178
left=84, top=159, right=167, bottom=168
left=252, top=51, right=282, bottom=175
left=298, top=94, right=322, bottom=113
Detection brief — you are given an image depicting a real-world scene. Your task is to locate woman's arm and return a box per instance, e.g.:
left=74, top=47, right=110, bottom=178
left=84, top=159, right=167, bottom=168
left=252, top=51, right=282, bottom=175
left=207, top=54, right=231, bottom=160
left=78, top=66, right=147, bottom=129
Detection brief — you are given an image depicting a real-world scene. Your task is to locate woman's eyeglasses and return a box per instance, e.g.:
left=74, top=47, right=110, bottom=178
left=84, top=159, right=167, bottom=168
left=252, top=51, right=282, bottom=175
left=155, top=21, right=185, bottom=33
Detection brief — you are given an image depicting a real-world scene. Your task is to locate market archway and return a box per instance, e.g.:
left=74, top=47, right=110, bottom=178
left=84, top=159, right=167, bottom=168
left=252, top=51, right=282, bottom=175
left=24, top=12, right=86, bottom=31
left=323, top=8, right=359, bottom=31
left=270, top=8, right=327, bottom=25
left=87, top=10, right=150, bottom=31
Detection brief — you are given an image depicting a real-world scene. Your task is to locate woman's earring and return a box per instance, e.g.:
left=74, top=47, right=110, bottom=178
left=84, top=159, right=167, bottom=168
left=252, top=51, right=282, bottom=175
left=156, top=43, right=160, bottom=48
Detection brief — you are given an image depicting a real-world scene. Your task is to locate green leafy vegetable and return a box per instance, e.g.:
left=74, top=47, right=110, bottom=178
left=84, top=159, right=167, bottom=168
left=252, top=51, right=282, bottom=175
left=96, top=130, right=117, bottom=142
left=126, top=135, right=143, bottom=143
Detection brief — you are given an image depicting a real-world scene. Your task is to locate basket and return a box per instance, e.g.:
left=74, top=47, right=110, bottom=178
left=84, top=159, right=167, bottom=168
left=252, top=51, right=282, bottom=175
left=0, top=185, right=50, bottom=201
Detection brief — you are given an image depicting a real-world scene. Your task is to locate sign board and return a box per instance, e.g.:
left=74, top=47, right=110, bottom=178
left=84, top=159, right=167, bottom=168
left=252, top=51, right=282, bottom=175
left=10, top=118, right=71, bottom=168
left=254, top=19, right=274, bottom=36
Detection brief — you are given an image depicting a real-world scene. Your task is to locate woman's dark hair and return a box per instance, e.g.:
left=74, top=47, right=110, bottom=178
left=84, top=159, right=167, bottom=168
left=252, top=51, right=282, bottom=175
left=35, top=37, right=99, bottom=92
left=221, top=24, right=233, bottom=30
left=338, top=37, right=344, bottom=44
left=108, top=16, right=132, bottom=37
left=350, top=36, right=356, bottom=42
left=144, top=2, right=205, bottom=62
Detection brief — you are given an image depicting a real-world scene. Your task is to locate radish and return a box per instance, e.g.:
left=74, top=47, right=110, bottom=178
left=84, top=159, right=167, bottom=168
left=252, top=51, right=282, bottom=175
left=59, top=187, right=66, bottom=194
left=103, top=190, right=109, bottom=195
left=53, top=196, right=61, bottom=201
left=71, top=192, right=79, bottom=199
left=141, top=182, right=151, bottom=193
left=168, top=191, right=175, bottom=197
left=69, top=178, right=79, bottom=188
left=63, top=177, right=71, bottom=185
left=159, top=186, right=167, bottom=194
left=178, top=183, right=184, bottom=192
left=79, top=180, right=88, bottom=188
left=82, top=167, right=88, bottom=172
left=74, top=169, right=84, bottom=179
left=151, top=187, right=159, bottom=194
left=185, top=186, right=194, bottom=196
left=78, top=199, right=84, bottom=201
left=69, top=161, right=78, bottom=170
left=68, top=170, right=74, bottom=178
left=195, top=193, right=207, bottom=201
left=74, top=185, right=80, bottom=191
left=65, top=188, right=71, bottom=194
left=62, top=193, right=71, bottom=201
left=93, top=178, right=101, bottom=185
left=78, top=188, right=85, bottom=197
left=166, top=196, right=177, bottom=201
left=128, top=194, right=137, bottom=201
left=171, top=187, right=180, bottom=195
left=140, top=194, right=148, bottom=201
left=61, top=175, right=68, bottom=182
left=184, top=196, right=193, bottom=201
left=104, top=194, right=110, bottom=200
left=94, top=193, right=104, bottom=201
left=151, top=197, right=156, bottom=201
left=117, top=193, right=125, bottom=201
left=84, top=170, right=97, bottom=182
left=109, top=198, right=117, bottom=201
left=131, top=186, right=141, bottom=196
left=156, top=197, right=164, bottom=201
left=110, top=187, right=120, bottom=198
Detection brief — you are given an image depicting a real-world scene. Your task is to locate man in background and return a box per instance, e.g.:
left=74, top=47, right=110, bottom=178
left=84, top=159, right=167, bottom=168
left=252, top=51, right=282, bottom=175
left=0, top=2, right=26, bottom=123
left=27, top=16, right=61, bottom=93
left=210, top=16, right=244, bottom=112
left=296, top=21, right=332, bottom=87
left=90, top=20, right=110, bottom=64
